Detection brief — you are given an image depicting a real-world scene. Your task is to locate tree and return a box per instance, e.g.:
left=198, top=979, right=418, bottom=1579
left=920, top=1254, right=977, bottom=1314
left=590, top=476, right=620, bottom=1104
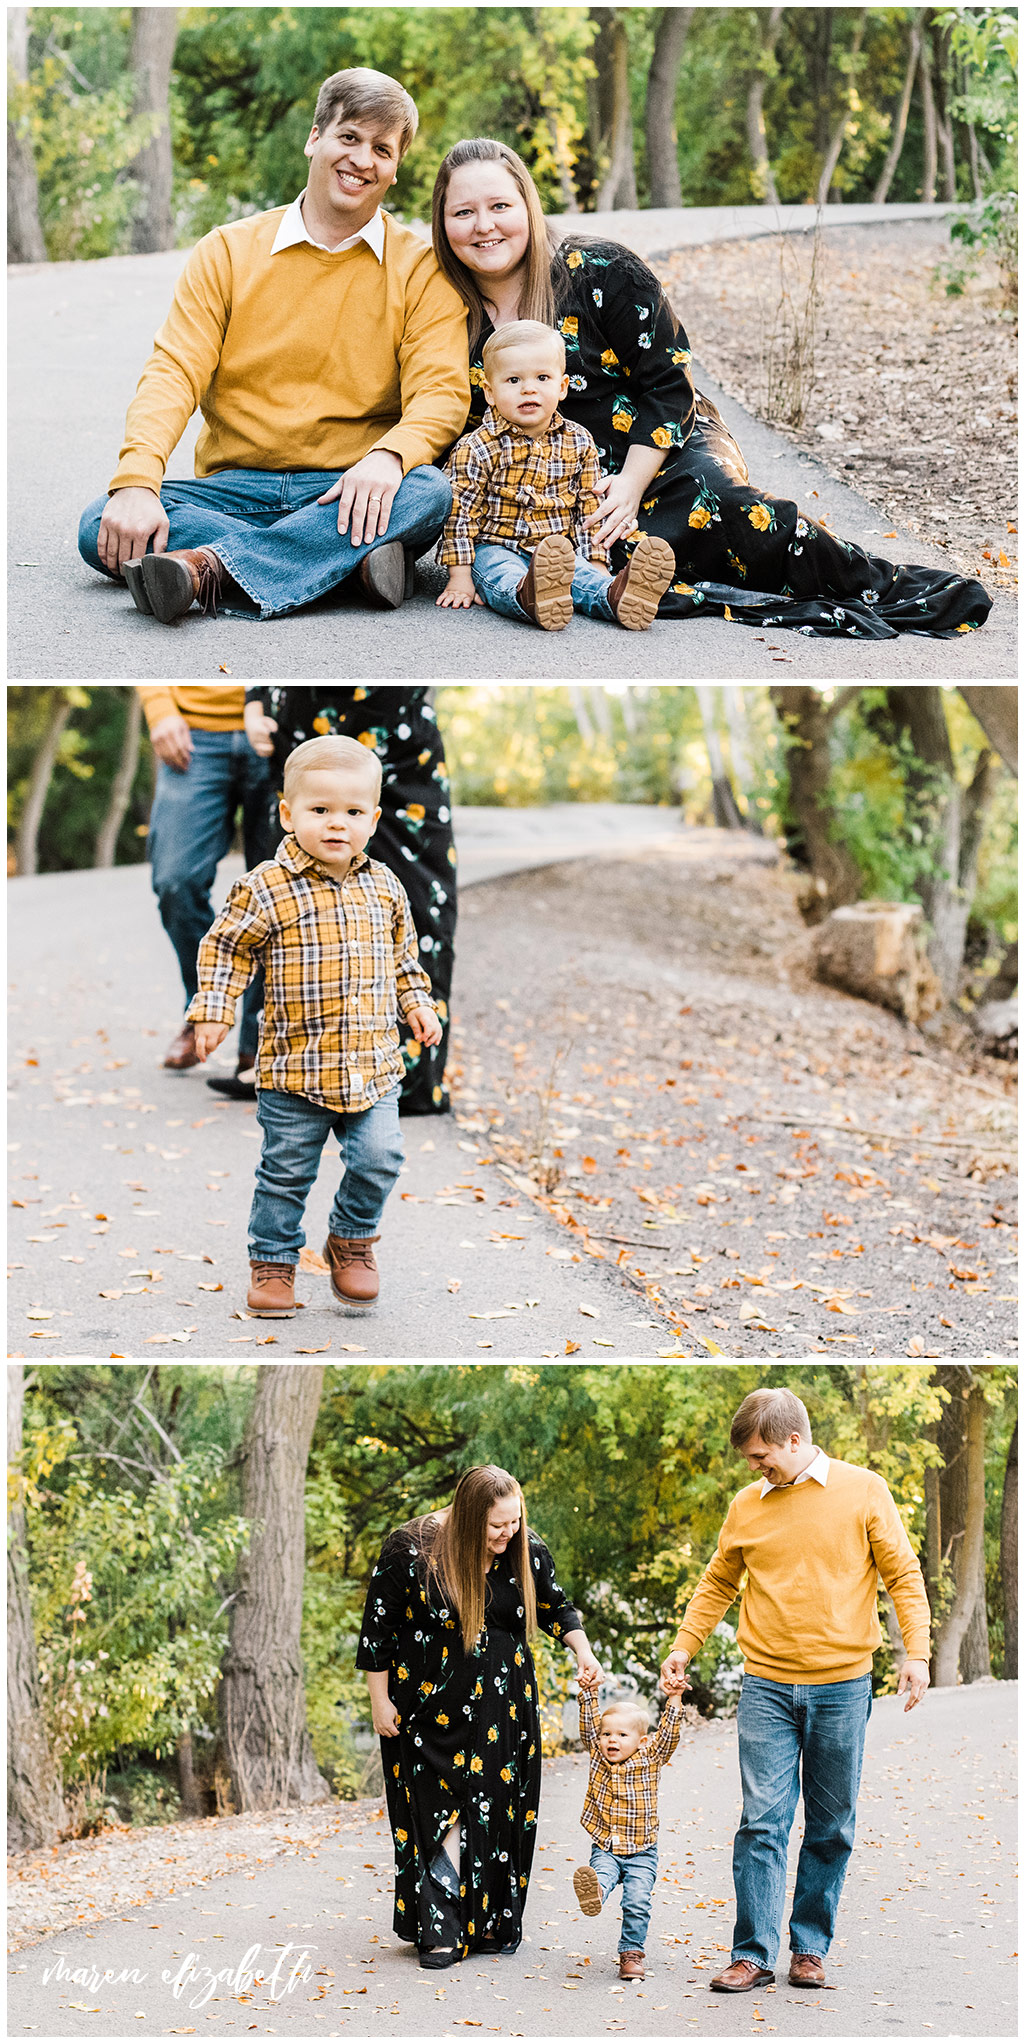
left=219, top=1365, right=331, bottom=1811
left=7, top=1366, right=66, bottom=1850
left=14, top=689, right=76, bottom=877
left=930, top=1366, right=989, bottom=1687
left=588, top=7, right=637, bottom=209
left=885, top=687, right=1000, bottom=997
left=645, top=7, right=692, bottom=207
left=7, top=7, right=47, bottom=262
left=873, top=7, right=927, bottom=202
left=695, top=687, right=744, bottom=830
left=770, top=686, right=863, bottom=918
left=93, top=688, right=143, bottom=868
left=958, top=687, right=1018, bottom=775
left=746, top=5, right=783, bottom=204
left=816, top=10, right=867, bottom=205
left=126, top=8, right=178, bottom=252
left=1000, top=1417, right=1017, bottom=1679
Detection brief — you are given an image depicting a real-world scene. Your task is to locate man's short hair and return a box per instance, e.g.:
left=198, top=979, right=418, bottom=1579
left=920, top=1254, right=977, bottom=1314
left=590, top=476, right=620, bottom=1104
left=730, top=1389, right=811, bottom=1450
left=313, top=67, right=418, bottom=158
left=482, top=319, right=565, bottom=381
left=283, top=734, right=382, bottom=805
left=599, top=1700, right=649, bottom=1738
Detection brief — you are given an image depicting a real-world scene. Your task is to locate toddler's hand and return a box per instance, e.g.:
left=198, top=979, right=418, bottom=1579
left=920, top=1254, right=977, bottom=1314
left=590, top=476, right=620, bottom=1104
left=407, top=1005, right=443, bottom=1048
left=193, top=1021, right=230, bottom=1062
left=436, top=571, right=483, bottom=609
left=244, top=702, right=278, bottom=758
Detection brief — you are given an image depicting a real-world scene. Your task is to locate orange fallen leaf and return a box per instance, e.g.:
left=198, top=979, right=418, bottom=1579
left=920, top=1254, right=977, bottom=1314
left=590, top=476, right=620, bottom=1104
left=564, top=1339, right=581, bottom=1354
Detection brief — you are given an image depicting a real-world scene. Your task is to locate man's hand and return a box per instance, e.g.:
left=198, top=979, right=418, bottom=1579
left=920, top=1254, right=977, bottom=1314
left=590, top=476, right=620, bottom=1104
left=407, top=1005, right=443, bottom=1048
left=244, top=700, right=278, bottom=759
left=97, top=486, right=169, bottom=577
left=317, top=449, right=404, bottom=546
left=371, top=1695, right=402, bottom=1739
left=149, top=713, right=194, bottom=773
left=193, top=1021, right=230, bottom=1062
left=436, top=568, right=483, bottom=610
left=659, top=1650, right=692, bottom=1694
left=897, top=1658, right=930, bottom=1711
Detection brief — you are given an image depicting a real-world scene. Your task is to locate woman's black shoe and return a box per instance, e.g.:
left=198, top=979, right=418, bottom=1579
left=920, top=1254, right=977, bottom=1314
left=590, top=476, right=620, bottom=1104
left=419, top=1946, right=460, bottom=1970
left=206, top=1066, right=257, bottom=1099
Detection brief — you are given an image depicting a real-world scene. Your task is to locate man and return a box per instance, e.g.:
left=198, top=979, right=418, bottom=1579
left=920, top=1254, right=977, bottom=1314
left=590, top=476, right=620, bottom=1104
left=660, top=1388, right=930, bottom=1995
left=138, top=686, right=275, bottom=1086
left=78, top=69, right=469, bottom=623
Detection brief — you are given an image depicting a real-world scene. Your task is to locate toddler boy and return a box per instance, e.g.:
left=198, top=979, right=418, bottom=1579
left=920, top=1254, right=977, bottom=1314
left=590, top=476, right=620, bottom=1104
left=572, top=1686, right=684, bottom=1980
left=188, top=734, right=440, bottom=1317
left=437, top=319, right=674, bottom=631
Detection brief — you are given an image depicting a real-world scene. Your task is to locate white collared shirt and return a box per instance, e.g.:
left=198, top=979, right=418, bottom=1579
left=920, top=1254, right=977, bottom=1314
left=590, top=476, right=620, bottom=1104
left=759, top=1445, right=830, bottom=1498
left=270, top=191, right=386, bottom=261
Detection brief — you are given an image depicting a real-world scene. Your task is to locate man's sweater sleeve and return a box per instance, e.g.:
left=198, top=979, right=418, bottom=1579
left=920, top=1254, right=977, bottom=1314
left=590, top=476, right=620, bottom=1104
left=373, top=256, right=471, bottom=474
left=866, top=1479, right=931, bottom=1660
left=672, top=1502, right=745, bottom=1659
left=109, top=232, right=233, bottom=494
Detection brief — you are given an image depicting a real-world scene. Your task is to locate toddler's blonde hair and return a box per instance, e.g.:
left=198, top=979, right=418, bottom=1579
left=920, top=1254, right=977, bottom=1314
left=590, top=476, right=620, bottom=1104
left=482, top=319, right=566, bottom=381
left=600, top=1701, right=650, bottom=1738
left=283, top=734, right=382, bottom=805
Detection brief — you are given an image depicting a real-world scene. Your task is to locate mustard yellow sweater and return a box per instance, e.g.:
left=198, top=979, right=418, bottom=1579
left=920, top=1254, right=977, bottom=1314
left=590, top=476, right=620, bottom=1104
left=110, top=209, right=470, bottom=494
left=137, top=686, right=245, bottom=733
left=673, top=1457, right=930, bottom=1684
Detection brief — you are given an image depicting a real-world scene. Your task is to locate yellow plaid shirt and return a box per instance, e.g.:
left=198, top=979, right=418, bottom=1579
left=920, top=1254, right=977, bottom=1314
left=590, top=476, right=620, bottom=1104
left=579, top=1689, right=682, bottom=1855
left=187, top=835, right=434, bottom=1112
left=440, top=406, right=609, bottom=569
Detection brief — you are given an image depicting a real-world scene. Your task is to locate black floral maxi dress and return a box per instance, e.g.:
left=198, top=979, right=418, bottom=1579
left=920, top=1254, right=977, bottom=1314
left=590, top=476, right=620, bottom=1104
left=465, top=239, right=991, bottom=640
left=244, top=687, right=456, bottom=1113
left=356, top=1524, right=581, bottom=1955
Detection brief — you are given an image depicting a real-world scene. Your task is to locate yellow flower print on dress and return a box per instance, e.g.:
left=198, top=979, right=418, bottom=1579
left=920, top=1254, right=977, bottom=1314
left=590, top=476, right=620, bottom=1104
left=453, top=1750, right=465, bottom=1767
left=353, top=686, right=368, bottom=701
left=672, top=581, right=696, bottom=596
left=669, top=346, right=692, bottom=366
left=487, top=1724, right=498, bottom=1742
left=524, top=1810, right=537, bottom=1825
left=313, top=715, right=331, bottom=734
left=566, top=249, right=584, bottom=270
left=397, top=1665, right=409, bottom=1682
left=470, top=365, right=485, bottom=387
left=559, top=316, right=579, bottom=339
left=470, top=1755, right=484, bottom=1773
left=612, top=397, right=636, bottom=434
left=419, top=1681, right=434, bottom=1696
left=727, top=549, right=748, bottom=580
left=436, top=1711, right=449, bottom=1726
left=600, top=347, right=619, bottom=370
left=688, top=505, right=711, bottom=529
left=396, top=1897, right=406, bottom=1912
left=405, top=802, right=425, bottom=821
left=396, top=1828, right=408, bottom=1843
left=500, top=1766, right=513, bottom=1782
left=651, top=425, right=674, bottom=448
left=747, top=501, right=774, bottom=532
left=509, top=1703, right=517, bottom=1720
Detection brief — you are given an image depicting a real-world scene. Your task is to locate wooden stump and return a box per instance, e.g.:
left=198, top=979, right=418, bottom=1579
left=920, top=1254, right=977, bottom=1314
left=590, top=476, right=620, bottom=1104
left=811, top=901, right=943, bottom=1023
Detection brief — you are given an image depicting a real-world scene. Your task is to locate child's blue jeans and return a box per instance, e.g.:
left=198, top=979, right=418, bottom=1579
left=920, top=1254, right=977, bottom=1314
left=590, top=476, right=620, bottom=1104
left=471, top=542, right=616, bottom=622
left=249, top=1086, right=403, bottom=1264
left=78, top=465, right=452, bottom=619
left=589, top=1842, right=658, bottom=1953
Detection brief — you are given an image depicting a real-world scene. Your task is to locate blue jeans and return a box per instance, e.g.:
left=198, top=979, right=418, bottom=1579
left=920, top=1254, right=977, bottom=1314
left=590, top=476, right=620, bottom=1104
left=732, top=1673, right=872, bottom=1969
left=249, top=1086, right=404, bottom=1263
left=78, top=465, right=452, bottom=619
left=589, top=1843, right=658, bottom=1953
left=471, top=541, right=615, bottom=622
left=148, top=728, right=275, bottom=1056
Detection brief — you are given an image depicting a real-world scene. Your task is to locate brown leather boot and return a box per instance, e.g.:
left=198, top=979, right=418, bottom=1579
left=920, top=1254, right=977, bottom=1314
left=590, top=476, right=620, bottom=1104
left=359, top=542, right=416, bottom=609
left=789, top=1953, right=826, bottom=1987
left=618, top=1950, right=645, bottom=1980
left=163, top=1022, right=200, bottom=1070
left=515, top=532, right=576, bottom=630
left=710, top=1959, right=775, bottom=1993
left=246, top=1261, right=298, bottom=1317
left=607, top=533, right=676, bottom=630
left=136, top=546, right=226, bottom=623
left=324, top=1233, right=380, bottom=1306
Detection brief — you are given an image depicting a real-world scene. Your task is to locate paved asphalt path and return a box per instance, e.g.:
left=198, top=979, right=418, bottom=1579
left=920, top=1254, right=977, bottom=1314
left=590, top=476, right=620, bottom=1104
left=8, top=808, right=684, bottom=1362
left=8, top=1683, right=1017, bottom=2038
left=9, top=202, right=1013, bottom=682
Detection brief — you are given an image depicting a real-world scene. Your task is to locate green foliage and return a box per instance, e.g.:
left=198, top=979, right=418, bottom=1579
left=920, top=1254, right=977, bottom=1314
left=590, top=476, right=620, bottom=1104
left=22, top=9, right=161, bottom=259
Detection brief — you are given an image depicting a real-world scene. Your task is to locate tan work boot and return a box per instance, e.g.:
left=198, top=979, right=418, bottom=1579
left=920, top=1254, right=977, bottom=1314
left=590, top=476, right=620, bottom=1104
left=246, top=1261, right=298, bottom=1317
left=711, top=1958, right=775, bottom=1993
left=572, top=1865, right=603, bottom=1917
left=516, top=532, right=576, bottom=630
left=789, top=1953, right=826, bottom=1987
left=133, top=546, right=226, bottom=623
left=618, top=1950, right=645, bottom=1980
left=324, top=1233, right=380, bottom=1306
left=607, top=533, right=675, bottom=630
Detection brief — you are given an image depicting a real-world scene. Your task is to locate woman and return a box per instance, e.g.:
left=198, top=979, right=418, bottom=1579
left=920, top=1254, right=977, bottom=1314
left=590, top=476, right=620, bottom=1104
left=431, top=138, right=991, bottom=640
left=208, top=686, right=456, bottom=1114
left=356, top=1465, right=602, bottom=1967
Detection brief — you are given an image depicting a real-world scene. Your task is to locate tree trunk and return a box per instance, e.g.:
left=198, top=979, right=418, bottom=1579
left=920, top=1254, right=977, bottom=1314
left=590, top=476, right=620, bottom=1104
left=695, top=686, right=744, bottom=830
left=7, top=8, right=47, bottom=263
left=886, top=687, right=997, bottom=998
left=919, top=34, right=938, bottom=202
left=931, top=1367, right=989, bottom=1686
left=645, top=7, right=692, bottom=207
left=965, top=118, right=984, bottom=201
left=958, top=687, right=1018, bottom=775
left=873, top=9, right=926, bottom=204
left=816, top=12, right=867, bottom=205
left=94, top=689, right=144, bottom=869
left=746, top=5, right=782, bottom=205
left=1000, top=1417, right=1017, bottom=1679
left=591, top=8, right=637, bottom=209
left=568, top=684, right=597, bottom=742
left=722, top=686, right=763, bottom=831
left=8, top=1366, right=67, bottom=1850
left=769, top=686, right=862, bottom=919
left=176, top=1729, right=204, bottom=1817
left=218, top=1365, right=331, bottom=1812
left=127, top=7, right=178, bottom=254
left=933, top=28, right=958, bottom=203
left=14, top=690, right=73, bottom=877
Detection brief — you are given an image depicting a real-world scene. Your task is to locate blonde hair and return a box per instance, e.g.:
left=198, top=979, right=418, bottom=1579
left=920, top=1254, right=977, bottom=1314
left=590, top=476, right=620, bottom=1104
left=600, top=1701, right=649, bottom=1738
left=432, top=138, right=557, bottom=350
left=418, top=1466, right=537, bottom=1655
left=313, top=68, right=418, bottom=158
left=482, top=320, right=565, bottom=381
left=282, top=734, right=382, bottom=804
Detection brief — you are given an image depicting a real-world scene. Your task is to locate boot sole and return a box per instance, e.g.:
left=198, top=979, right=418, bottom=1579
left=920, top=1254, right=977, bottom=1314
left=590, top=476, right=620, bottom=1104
left=139, top=553, right=197, bottom=624
left=529, top=534, right=576, bottom=630
left=360, top=540, right=411, bottom=610
left=572, top=1866, right=603, bottom=1916
left=124, top=559, right=153, bottom=614
left=710, top=1974, right=775, bottom=1993
left=614, top=535, right=676, bottom=630
left=328, top=1283, right=378, bottom=1311
left=245, top=1302, right=298, bottom=1318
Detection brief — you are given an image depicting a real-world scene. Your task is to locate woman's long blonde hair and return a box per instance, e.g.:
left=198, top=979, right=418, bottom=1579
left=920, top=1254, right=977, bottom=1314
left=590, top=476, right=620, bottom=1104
left=431, top=138, right=557, bottom=350
left=418, top=1465, right=537, bottom=1653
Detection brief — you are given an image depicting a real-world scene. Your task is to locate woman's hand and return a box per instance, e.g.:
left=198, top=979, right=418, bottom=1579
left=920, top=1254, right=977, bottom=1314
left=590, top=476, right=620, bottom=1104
left=244, top=700, right=278, bottom=758
left=372, top=1695, right=402, bottom=1738
left=584, top=470, right=643, bottom=551
left=575, top=1649, right=604, bottom=1691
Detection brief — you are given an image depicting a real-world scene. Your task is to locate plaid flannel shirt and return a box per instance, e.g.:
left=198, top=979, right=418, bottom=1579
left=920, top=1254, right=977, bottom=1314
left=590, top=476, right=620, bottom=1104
left=187, top=834, right=434, bottom=1112
left=440, top=406, right=609, bottom=569
left=579, top=1688, right=682, bottom=1855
